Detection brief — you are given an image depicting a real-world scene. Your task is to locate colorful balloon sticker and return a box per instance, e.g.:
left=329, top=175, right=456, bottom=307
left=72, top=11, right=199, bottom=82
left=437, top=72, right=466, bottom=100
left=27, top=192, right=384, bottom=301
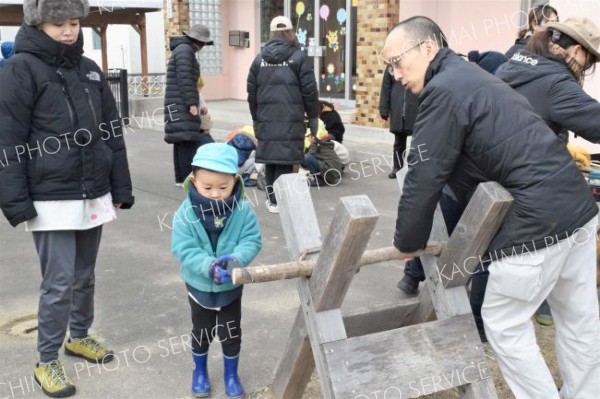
left=337, top=8, right=346, bottom=24
left=296, top=2, right=305, bottom=16
left=320, top=5, right=330, bottom=20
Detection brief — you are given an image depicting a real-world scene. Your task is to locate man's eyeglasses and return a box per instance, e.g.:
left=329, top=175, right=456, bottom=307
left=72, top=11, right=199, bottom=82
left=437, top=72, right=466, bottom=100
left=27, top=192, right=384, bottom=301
left=386, top=42, right=423, bottom=76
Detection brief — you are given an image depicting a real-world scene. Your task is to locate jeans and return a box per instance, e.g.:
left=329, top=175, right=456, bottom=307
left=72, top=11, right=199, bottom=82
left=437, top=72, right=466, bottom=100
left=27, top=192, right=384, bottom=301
left=302, top=154, right=320, bottom=176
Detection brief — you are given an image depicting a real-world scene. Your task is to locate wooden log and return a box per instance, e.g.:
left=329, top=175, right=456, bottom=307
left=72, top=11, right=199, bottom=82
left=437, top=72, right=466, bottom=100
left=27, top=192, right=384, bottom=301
left=232, top=242, right=445, bottom=285
left=271, top=178, right=379, bottom=398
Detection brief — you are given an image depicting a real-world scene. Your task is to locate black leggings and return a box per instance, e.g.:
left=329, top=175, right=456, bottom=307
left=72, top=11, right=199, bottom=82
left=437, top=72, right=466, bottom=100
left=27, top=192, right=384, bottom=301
left=265, top=164, right=294, bottom=204
left=173, top=142, right=201, bottom=183
left=189, top=296, right=242, bottom=357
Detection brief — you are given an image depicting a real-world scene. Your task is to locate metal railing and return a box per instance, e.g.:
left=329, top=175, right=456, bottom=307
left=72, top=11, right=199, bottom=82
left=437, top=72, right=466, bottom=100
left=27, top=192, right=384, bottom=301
left=106, top=69, right=129, bottom=121
left=128, top=73, right=167, bottom=97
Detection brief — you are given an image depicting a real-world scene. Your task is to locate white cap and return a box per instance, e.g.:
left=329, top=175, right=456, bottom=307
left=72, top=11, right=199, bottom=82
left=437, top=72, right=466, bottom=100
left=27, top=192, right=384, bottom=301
left=270, top=16, right=293, bottom=32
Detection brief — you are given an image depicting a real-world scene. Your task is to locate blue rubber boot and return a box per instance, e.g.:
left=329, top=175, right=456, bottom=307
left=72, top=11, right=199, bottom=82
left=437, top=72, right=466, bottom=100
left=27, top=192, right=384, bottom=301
left=192, top=352, right=211, bottom=397
left=223, top=354, right=245, bottom=399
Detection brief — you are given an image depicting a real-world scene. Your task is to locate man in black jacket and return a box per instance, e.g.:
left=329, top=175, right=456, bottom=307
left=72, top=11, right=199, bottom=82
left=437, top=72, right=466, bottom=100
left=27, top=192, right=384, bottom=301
left=164, top=24, right=214, bottom=186
left=378, top=70, right=418, bottom=178
left=385, top=16, right=599, bottom=398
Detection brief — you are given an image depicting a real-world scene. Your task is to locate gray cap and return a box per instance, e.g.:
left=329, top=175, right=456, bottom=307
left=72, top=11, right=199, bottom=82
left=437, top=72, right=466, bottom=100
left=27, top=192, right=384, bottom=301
left=23, top=0, right=89, bottom=26
left=183, top=24, right=214, bottom=46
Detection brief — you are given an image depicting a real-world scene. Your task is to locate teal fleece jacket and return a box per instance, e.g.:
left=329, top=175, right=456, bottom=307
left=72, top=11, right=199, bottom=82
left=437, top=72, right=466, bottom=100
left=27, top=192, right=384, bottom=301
left=171, top=196, right=262, bottom=293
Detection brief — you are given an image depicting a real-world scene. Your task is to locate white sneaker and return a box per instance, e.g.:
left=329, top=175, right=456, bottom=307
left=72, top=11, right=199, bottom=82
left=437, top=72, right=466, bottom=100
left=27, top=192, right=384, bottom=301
left=175, top=182, right=184, bottom=188
left=265, top=200, right=279, bottom=214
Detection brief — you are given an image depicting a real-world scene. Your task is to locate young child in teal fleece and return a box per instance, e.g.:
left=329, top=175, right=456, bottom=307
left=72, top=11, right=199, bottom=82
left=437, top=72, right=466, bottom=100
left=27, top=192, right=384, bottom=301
left=171, top=143, right=261, bottom=399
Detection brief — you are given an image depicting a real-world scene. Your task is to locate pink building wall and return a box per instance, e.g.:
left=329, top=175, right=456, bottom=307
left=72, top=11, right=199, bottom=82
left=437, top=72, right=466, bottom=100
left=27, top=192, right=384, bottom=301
left=203, top=0, right=600, bottom=106
left=399, top=0, right=523, bottom=54
left=202, top=0, right=259, bottom=101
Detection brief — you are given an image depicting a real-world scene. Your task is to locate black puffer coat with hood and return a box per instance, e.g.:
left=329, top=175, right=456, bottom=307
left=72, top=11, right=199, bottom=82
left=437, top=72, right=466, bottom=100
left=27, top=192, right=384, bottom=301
left=496, top=49, right=600, bottom=144
left=379, top=71, right=419, bottom=134
left=164, top=36, right=211, bottom=144
left=247, top=38, right=319, bottom=164
left=0, top=23, right=134, bottom=227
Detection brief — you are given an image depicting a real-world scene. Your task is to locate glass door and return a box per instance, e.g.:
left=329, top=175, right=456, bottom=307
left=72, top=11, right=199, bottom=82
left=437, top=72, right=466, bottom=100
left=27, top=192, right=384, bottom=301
left=317, top=0, right=348, bottom=99
left=261, top=0, right=356, bottom=101
left=291, top=0, right=315, bottom=51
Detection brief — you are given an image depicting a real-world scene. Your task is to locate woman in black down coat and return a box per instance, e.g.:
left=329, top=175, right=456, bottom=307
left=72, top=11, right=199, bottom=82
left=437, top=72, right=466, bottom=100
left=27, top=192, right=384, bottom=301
left=0, top=1, right=133, bottom=395
left=164, top=24, right=214, bottom=186
left=247, top=16, right=320, bottom=213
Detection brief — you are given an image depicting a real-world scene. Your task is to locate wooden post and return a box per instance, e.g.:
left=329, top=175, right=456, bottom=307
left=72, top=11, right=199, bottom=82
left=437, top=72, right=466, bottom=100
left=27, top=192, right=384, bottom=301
left=139, top=14, right=149, bottom=97
left=270, top=174, right=322, bottom=398
left=270, top=174, right=380, bottom=398
left=132, top=14, right=149, bottom=97
left=92, top=25, right=108, bottom=74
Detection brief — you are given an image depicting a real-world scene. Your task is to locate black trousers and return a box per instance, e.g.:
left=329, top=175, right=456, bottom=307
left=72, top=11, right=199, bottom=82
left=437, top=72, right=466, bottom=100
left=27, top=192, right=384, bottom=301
left=188, top=296, right=242, bottom=357
left=265, top=164, right=294, bottom=204
left=392, top=132, right=409, bottom=170
left=173, top=137, right=214, bottom=183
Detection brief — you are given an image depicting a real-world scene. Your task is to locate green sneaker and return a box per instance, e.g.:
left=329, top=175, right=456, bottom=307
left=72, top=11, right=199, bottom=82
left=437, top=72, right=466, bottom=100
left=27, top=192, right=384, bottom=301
left=64, top=335, right=114, bottom=363
left=534, top=301, right=554, bottom=326
left=34, top=360, right=76, bottom=398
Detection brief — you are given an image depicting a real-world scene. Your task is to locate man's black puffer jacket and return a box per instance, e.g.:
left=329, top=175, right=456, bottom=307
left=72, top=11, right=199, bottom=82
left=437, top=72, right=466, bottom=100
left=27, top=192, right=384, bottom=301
left=247, top=38, right=319, bottom=164
left=0, top=23, right=134, bottom=227
left=393, top=49, right=597, bottom=257
left=164, top=36, right=208, bottom=143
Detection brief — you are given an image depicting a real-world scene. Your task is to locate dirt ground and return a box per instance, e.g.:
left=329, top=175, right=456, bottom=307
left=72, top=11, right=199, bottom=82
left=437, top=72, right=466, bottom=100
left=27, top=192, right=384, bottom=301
left=247, top=322, right=560, bottom=399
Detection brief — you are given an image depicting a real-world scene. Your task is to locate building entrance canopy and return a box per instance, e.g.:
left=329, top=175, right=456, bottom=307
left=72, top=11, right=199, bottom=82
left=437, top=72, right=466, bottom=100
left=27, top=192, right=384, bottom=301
left=0, top=0, right=161, bottom=91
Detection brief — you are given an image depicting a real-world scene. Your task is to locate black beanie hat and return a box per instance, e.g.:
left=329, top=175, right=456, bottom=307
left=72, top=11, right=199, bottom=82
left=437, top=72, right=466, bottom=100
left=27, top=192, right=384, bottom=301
left=468, top=50, right=508, bottom=74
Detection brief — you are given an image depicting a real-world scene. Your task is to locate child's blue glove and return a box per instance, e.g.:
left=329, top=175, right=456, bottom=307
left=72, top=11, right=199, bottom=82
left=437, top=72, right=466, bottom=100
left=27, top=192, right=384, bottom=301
left=210, top=255, right=236, bottom=285
left=214, top=267, right=232, bottom=285
left=214, top=255, right=235, bottom=269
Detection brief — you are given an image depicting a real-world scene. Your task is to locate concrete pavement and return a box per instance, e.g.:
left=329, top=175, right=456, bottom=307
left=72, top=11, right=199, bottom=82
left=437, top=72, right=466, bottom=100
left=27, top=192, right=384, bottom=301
left=0, top=105, right=408, bottom=399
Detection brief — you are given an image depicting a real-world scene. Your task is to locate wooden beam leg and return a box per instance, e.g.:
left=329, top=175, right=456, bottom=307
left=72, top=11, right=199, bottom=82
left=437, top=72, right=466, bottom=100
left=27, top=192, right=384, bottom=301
left=270, top=175, right=379, bottom=398
left=396, top=167, right=500, bottom=397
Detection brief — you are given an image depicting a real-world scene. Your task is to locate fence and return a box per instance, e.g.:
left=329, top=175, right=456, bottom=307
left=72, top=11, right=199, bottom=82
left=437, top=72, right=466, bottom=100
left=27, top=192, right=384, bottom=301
left=128, top=73, right=167, bottom=98
left=106, top=69, right=129, bottom=122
